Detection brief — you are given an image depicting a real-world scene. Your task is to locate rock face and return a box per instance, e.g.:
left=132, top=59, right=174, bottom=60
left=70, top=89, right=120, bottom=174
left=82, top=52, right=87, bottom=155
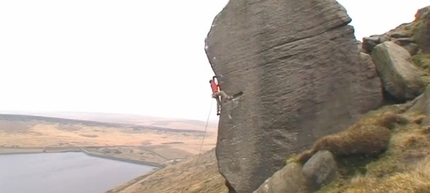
left=204, top=0, right=384, bottom=192
left=362, top=35, right=382, bottom=53
left=371, top=41, right=425, bottom=101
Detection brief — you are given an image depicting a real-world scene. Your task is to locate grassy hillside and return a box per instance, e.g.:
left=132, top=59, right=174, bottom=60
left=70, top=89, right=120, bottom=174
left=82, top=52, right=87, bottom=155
left=112, top=103, right=430, bottom=193
left=108, top=148, right=227, bottom=193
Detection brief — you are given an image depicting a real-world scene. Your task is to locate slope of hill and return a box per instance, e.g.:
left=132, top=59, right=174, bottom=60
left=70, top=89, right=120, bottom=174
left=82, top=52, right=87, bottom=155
left=107, top=148, right=227, bottom=193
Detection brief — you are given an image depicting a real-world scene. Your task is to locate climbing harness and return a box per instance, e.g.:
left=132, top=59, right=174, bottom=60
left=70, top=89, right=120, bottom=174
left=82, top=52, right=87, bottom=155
left=196, top=99, right=214, bottom=163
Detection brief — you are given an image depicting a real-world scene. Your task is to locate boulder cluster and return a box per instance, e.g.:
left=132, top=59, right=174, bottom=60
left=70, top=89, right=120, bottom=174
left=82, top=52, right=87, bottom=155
left=361, top=6, right=430, bottom=102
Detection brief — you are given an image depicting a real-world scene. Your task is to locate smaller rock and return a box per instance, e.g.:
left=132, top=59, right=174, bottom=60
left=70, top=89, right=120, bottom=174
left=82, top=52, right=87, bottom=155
left=371, top=41, right=425, bottom=101
left=362, top=35, right=381, bottom=53
left=379, top=34, right=391, bottom=43
left=390, top=31, right=409, bottom=39
left=302, top=150, right=338, bottom=191
left=393, top=38, right=414, bottom=46
left=392, top=38, right=419, bottom=55
left=253, top=163, right=309, bottom=193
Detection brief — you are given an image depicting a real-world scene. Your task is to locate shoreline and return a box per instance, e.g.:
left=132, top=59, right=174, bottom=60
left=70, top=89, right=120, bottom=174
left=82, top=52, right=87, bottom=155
left=80, top=148, right=164, bottom=168
left=0, top=147, right=165, bottom=168
left=105, top=168, right=162, bottom=193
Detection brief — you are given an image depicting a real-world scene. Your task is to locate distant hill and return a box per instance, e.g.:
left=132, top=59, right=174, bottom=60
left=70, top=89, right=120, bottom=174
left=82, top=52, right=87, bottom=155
left=0, top=113, right=206, bottom=134
left=0, top=111, right=218, bottom=132
left=0, top=113, right=218, bottom=155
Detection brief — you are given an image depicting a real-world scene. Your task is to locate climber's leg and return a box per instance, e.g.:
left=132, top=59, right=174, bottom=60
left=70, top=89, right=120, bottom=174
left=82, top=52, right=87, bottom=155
left=217, top=91, right=233, bottom=102
left=212, top=93, right=222, bottom=115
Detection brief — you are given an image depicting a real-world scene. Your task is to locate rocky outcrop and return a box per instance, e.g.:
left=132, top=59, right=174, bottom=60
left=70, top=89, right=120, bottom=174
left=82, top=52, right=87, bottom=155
left=362, top=35, right=381, bottom=53
left=371, top=41, right=425, bottom=101
left=361, top=26, right=420, bottom=56
left=360, top=6, right=430, bottom=102
left=204, top=0, right=384, bottom=192
left=361, top=7, right=430, bottom=56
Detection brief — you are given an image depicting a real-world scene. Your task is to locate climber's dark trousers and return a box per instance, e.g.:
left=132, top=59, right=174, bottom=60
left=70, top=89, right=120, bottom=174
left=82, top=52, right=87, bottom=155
left=212, top=91, right=232, bottom=114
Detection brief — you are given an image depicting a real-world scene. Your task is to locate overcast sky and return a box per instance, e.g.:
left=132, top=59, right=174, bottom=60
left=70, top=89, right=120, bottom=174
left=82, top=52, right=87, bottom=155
left=0, top=0, right=428, bottom=121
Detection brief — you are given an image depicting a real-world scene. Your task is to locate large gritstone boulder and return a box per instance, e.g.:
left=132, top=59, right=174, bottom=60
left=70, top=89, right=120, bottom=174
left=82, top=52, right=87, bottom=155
left=204, top=0, right=384, bottom=192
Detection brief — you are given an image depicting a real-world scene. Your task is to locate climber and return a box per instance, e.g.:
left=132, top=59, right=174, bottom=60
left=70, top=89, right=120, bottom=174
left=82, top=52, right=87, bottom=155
left=209, top=76, right=232, bottom=115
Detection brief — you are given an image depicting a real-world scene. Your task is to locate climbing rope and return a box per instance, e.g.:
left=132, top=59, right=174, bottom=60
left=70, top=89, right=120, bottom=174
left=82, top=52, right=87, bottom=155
left=196, top=99, right=214, bottom=163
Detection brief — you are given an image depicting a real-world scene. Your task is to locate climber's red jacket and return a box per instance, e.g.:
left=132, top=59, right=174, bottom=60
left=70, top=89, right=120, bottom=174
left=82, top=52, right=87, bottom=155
left=210, top=76, right=219, bottom=93
left=210, top=80, right=219, bottom=93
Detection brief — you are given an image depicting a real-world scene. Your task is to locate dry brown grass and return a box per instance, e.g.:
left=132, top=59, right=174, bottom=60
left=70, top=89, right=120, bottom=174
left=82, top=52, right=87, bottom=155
left=109, top=148, right=228, bottom=193
left=345, top=155, right=430, bottom=193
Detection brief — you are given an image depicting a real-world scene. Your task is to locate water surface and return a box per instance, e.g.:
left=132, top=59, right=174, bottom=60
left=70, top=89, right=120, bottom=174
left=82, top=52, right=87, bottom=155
left=0, top=152, right=155, bottom=193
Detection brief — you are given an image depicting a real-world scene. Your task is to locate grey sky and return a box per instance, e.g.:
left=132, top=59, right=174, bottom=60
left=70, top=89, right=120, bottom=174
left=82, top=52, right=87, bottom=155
left=0, top=0, right=428, bottom=121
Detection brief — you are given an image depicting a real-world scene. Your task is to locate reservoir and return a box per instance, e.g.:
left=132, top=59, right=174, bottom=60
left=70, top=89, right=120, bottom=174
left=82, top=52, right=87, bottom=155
left=0, top=152, right=155, bottom=193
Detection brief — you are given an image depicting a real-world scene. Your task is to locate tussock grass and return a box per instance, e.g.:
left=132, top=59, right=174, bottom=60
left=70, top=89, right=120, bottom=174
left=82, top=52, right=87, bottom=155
left=345, top=155, right=430, bottom=193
